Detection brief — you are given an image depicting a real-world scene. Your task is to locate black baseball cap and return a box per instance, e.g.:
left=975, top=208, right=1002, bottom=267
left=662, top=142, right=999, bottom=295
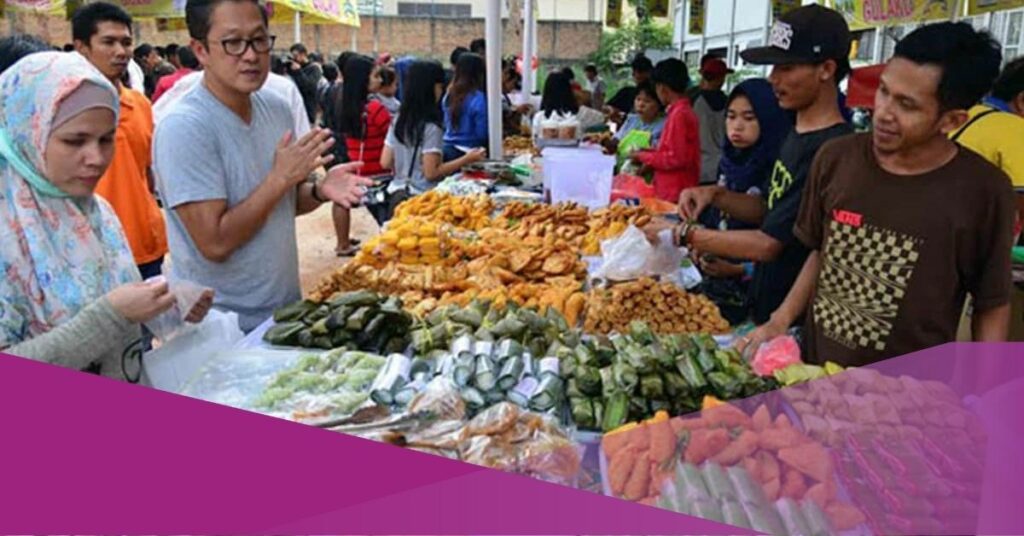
left=741, top=4, right=851, bottom=66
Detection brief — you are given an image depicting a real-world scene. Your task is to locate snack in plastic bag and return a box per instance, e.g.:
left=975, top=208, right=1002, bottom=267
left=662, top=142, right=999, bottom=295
left=407, top=376, right=467, bottom=421
left=143, top=259, right=213, bottom=343
left=465, top=401, right=521, bottom=436
left=751, top=335, right=802, bottom=376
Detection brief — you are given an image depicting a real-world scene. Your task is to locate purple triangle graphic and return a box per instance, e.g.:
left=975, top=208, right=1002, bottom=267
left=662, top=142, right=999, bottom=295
left=0, top=353, right=750, bottom=535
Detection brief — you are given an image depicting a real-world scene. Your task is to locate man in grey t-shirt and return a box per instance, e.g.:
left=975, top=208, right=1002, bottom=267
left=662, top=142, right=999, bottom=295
left=153, top=0, right=371, bottom=331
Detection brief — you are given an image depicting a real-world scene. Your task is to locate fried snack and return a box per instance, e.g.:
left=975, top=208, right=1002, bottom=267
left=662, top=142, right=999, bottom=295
left=358, top=216, right=453, bottom=267
left=392, top=191, right=495, bottom=231
left=584, top=277, right=730, bottom=335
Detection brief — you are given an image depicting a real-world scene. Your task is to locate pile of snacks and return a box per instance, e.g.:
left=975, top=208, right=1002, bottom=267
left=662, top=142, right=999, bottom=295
left=584, top=278, right=730, bottom=335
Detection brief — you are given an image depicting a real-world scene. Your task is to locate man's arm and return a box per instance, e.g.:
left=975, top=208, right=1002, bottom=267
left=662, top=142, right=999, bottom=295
left=172, top=129, right=335, bottom=263
left=973, top=303, right=1011, bottom=342
left=687, top=227, right=782, bottom=263
left=736, top=251, right=822, bottom=355
left=296, top=171, right=325, bottom=216
left=713, top=189, right=768, bottom=225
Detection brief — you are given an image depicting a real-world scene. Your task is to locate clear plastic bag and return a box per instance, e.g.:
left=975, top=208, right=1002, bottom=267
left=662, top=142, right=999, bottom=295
left=142, top=258, right=212, bottom=343
left=594, top=225, right=685, bottom=281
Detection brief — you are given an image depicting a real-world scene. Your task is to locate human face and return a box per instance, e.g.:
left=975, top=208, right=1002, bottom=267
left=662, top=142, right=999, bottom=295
left=872, top=57, right=965, bottom=155
left=75, top=21, right=132, bottom=83
left=146, top=50, right=161, bottom=69
left=633, top=68, right=650, bottom=85
left=44, top=108, right=117, bottom=198
left=634, top=91, right=660, bottom=123
left=655, top=83, right=672, bottom=106
left=726, top=94, right=760, bottom=149
left=585, top=70, right=597, bottom=82
left=768, top=62, right=827, bottom=111
left=194, top=0, right=271, bottom=97
left=369, top=67, right=383, bottom=93
left=434, top=82, right=444, bottom=103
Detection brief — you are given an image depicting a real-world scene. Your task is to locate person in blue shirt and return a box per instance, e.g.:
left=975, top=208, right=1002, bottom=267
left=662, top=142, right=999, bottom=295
left=603, top=81, right=666, bottom=155
left=442, top=52, right=488, bottom=162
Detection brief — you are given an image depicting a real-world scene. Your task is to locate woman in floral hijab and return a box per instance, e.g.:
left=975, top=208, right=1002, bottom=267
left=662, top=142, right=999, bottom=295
left=0, top=52, right=210, bottom=381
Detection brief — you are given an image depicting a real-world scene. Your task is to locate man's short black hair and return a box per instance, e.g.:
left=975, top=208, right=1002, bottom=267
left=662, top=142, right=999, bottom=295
left=336, top=50, right=356, bottom=71
left=177, top=45, right=200, bottom=69
left=62, top=43, right=74, bottom=52
left=323, top=61, right=339, bottom=82
left=894, top=22, right=1002, bottom=111
left=134, top=43, right=153, bottom=60
left=166, top=43, right=179, bottom=56
left=631, top=53, right=654, bottom=73
left=309, top=51, right=323, bottom=63
left=0, top=34, right=51, bottom=74
left=651, top=58, right=690, bottom=94
left=469, top=38, right=485, bottom=55
left=186, top=0, right=267, bottom=42
left=992, top=56, right=1024, bottom=103
left=71, top=2, right=133, bottom=43
left=290, top=43, right=307, bottom=55
left=584, top=64, right=598, bottom=75
left=450, top=46, right=468, bottom=67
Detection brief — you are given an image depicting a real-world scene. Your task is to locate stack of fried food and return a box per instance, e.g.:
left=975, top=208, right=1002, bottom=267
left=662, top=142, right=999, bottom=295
left=355, top=216, right=452, bottom=267
left=503, top=135, right=537, bottom=157
left=392, top=191, right=494, bottom=231
left=581, top=205, right=653, bottom=255
left=496, top=202, right=652, bottom=256
left=585, top=277, right=730, bottom=335
left=308, top=263, right=473, bottom=303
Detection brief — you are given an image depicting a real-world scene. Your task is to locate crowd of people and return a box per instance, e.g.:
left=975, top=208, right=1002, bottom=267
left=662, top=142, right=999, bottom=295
left=0, top=0, right=1022, bottom=382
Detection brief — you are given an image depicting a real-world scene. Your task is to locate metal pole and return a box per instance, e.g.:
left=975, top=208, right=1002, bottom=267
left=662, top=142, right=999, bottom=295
left=350, top=25, right=358, bottom=52
left=294, top=12, right=301, bottom=45
left=679, top=0, right=688, bottom=60
left=872, top=26, right=883, bottom=64
left=523, top=0, right=535, bottom=98
left=486, top=0, right=504, bottom=159
left=726, top=0, right=737, bottom=68
left=373, top=2, right=380, bottom=56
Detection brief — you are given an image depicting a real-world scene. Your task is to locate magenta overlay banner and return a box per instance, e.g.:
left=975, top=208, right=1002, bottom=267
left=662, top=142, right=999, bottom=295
left=0, top=343, right=1022, bottom=534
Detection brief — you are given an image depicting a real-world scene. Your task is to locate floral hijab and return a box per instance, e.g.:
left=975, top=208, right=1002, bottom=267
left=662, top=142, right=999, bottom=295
left=0, top=52, right=139, bottom=348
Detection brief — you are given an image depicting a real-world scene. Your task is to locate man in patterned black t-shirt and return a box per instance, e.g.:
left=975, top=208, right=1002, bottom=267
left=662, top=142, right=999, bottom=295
left=739, top=23, right=1015, bottom=366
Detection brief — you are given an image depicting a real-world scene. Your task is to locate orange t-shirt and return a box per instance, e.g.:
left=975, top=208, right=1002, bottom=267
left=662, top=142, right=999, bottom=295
left=95, top=86, right=168, bottom=266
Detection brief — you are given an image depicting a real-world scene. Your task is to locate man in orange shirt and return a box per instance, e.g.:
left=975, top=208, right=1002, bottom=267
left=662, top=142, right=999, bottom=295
left=73, top=2, right=168, bottom=278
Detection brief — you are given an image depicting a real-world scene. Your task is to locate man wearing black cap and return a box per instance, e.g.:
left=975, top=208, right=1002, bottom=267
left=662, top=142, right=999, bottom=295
left=672, top=4, right=854, bottom=328
left=604, top=53, right=655, bottom=124
left=738, top=22, right=1014, bottom=367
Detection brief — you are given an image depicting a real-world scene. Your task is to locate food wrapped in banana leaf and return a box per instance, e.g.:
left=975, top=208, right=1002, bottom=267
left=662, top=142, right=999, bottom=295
left=628, top=396, right=648, bottom=421
left=640, top=373, right=665, bottom=399
left=394, top=375, right=427, bottom=406
left=565, top=378, right=583, bottom=399
left=450, top=334, right=474, bottom=359
left=263, top=321, right=305, bottom=346
left=674, top=462, right=711, bottom=501
left=800, top=501, right=836, bottom=536
left=573, top=343, right=596, bottom=366
left=496, top=339, right=524, bottom=362
left=742, top=502, right=787, bottom=536
left=460, top=386, right=486, bottom=409
left=593, top=399, right=604, bottom=427
left=649, top=399, right=670, bottom=413
left=676, top=354, right=708, bottom=391
left=507, top=376, right=539, bottom=407
left=602, top=392, right=629, bottom=432
left=498, top=355, right=526, bottom=390
left=410, top=358, right=435, bottom=378
left=558, top=352, right=578, bottom=378
left=483, top=389, right=505, bottom=405
left=663, top=372, right=690, bottom=398
left=450, top=308, right=483, bottom=328
left=612, top=361, right=639, bottom=391
left=592, top=338, right=615, bottom=368
left=576, top=366, right=602, bottom=396
left=600, top=366, right=616, bottom=398
left=529, top=375, right=563, bottom=412
left=490, top=312, right=527, bottom=338
left=569, top=397, right=595, bottom=430
left=708, top=371, right=743, bottom=399
left=453, top=353, right=476, bottom=386
left=332, top=290, right=381, bottom=307
left=345, top=306, right=373, bottom=331
left=628, top=320, right=656, bottom=345
left=726, top=465, right=767, bottom=505
left=474, top=355, right=497, bottom=391
left=537, top=357, right=560, bottom=379
left=370, top=353, right=412, bottom=405
left=273, top=300, right=318, bottom=323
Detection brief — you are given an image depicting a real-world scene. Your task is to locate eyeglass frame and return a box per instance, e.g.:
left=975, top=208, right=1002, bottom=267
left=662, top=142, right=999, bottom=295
left=205, top=34, right=277, bottom=57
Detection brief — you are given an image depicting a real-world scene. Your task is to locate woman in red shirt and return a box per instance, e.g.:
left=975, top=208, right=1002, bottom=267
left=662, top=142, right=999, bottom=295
left=334, top=54, right=391, bottom=256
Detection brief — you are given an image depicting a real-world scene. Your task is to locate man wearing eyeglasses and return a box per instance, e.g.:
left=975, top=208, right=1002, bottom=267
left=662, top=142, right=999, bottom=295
left=153, top=0, right=373, bottom=332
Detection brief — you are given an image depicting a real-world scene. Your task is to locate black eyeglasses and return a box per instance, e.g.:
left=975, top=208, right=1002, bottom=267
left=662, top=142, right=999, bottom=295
left=211, top=35, right=276, bottom=57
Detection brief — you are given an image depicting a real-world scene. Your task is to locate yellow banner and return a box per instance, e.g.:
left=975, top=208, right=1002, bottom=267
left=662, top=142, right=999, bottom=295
left=968, top=0, right=1024, bottom=14
left=268, top=0, right=359, bottom=26
left=116, top=0, right=181, bottom=19
left=5, top=0, right=65, bottom=15
left=649, top=0, right=669, bottom=18
left=826, top=0, right=957, bottom=30
left=688, top=0, right=705, bottom=34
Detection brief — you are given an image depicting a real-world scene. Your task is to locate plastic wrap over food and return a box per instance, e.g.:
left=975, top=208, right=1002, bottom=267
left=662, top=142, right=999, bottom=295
left=407, top=376, right=466, bottom=421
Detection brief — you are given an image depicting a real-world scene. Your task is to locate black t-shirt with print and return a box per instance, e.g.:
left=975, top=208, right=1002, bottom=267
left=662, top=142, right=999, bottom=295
left=749, top=122, right=854, bottom=324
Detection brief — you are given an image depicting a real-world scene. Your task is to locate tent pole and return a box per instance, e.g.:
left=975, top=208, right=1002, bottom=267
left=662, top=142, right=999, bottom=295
left=485, top=0, right=504, bottom=160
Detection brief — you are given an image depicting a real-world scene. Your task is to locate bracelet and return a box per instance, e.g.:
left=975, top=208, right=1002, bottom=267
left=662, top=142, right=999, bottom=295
left=311, top=178, right=327, bottom=203
left=675, top=221, right=704, bottom=248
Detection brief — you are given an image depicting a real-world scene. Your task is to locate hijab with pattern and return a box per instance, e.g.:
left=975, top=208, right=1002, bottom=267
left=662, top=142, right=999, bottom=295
left=0, top=52, right=139, bottom=348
